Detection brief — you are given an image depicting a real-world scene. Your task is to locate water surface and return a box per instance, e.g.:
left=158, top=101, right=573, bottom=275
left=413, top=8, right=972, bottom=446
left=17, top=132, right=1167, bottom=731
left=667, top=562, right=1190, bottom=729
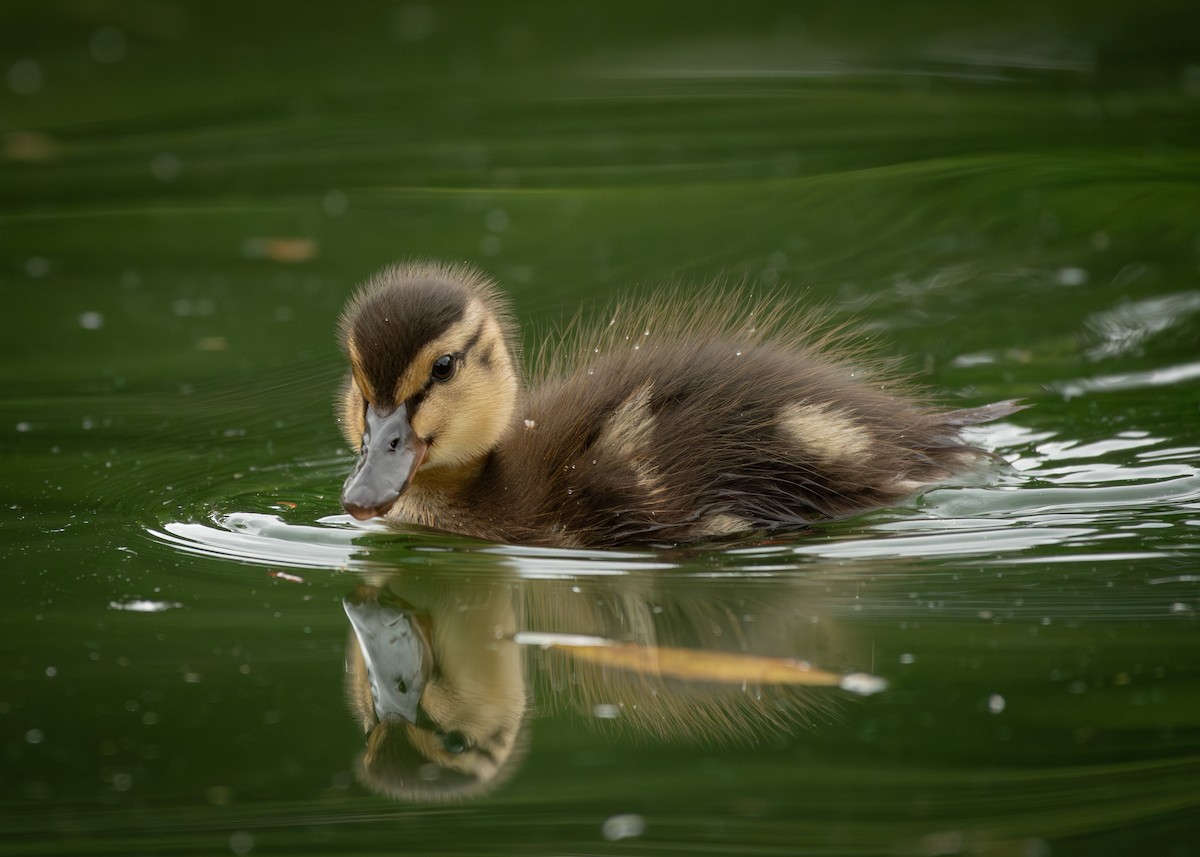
left=3, top=2, right=1199, bottom=855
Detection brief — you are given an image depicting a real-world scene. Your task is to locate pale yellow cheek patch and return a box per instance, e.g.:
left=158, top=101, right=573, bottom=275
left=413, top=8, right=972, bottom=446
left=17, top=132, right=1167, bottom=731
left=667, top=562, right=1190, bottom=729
left=340, top=381, right=366, bottom=450
left=778, top=402, right=872, bottom=461
left=409, top=314, right=518, bottom=470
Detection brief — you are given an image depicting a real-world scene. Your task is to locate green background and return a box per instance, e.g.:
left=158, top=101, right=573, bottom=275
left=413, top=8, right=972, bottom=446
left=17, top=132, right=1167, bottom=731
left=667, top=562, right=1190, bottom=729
left=3, top=2, right=1199, bottom=854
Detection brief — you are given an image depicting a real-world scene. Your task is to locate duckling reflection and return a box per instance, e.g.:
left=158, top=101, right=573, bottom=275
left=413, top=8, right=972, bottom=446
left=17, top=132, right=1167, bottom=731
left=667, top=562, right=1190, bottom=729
left=343, top=574, right=880, bottom=802
left=343, top=581, right=527, bottom=802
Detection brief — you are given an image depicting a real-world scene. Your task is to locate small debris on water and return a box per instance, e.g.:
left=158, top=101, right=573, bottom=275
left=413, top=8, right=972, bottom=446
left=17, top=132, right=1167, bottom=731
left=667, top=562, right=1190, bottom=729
left=4, top=130, right=59, bottom=162
left=840, top=672, right=888, bottom=696
left=1056, top=266, right=1088, bottom=286
left=242, top=237, right=318, bottom=263
left=108, top=600, right=183, bottom=613
left=512, top=631, right=612, bottom=648
left=601, top=814, right=645, bottom=842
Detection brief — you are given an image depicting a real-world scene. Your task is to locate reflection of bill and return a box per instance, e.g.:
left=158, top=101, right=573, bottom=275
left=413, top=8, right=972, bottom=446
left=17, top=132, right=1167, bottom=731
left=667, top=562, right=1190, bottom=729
left=343, top=576, right=886, bottom=802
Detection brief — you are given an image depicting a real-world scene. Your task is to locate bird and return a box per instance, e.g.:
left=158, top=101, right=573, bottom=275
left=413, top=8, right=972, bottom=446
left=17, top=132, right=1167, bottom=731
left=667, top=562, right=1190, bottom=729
left=336, top=261, right=1020, bottom=547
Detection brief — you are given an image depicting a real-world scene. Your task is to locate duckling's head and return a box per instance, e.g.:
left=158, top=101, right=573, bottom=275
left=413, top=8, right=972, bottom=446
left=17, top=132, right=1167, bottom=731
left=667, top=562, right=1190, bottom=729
left=337, top=262, right=519, bottom=520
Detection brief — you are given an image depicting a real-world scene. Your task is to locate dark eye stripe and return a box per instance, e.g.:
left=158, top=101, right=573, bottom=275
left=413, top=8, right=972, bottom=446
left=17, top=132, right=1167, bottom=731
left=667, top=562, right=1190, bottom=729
left=407, top=388, right=427, bottom=413
left=405, top=322, right=488, bottom=415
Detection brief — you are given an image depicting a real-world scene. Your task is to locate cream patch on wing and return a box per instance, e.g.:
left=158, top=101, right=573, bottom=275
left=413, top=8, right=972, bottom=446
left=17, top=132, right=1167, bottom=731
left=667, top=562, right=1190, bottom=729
left=594, top=383, right=663, bottom=494
left=778, top=402, right=872, bottom=462
left=690, top=514, right=749, bottom=538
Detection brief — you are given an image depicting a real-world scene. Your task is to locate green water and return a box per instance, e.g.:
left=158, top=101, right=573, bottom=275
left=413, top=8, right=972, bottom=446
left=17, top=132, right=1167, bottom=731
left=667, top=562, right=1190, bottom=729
left=4, top=2, right=1200, bottom=855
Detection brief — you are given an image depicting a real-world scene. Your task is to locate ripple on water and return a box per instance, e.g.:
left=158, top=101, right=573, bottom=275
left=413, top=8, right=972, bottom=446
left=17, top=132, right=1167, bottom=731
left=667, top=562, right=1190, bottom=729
left=145, top=407, right=1199, bottom=593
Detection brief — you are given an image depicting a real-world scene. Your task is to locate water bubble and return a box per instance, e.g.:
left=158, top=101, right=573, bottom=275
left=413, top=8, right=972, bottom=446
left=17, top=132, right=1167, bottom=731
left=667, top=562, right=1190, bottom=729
left=25, top=728, right=44, bottom=744
left=1181, top=63, right=1200, bottom=97
left=322, top=189, right=348, bottom=216
left=987, top=693, right=1006, bottom=714
left=7, top=59, right=43, bottom=95
left=206, top=785, right=232, bottom=805
left=898, top=653, right=915, bottom=664
left=25, top=256, right=49, bottom=278
left=592, top=703, right=620, bottom=719
left=394, top=4, right=436, bottom=42
left=601, top=814, right=645, bottom=842
left=1056, top=267, right=1088, bottom=286
left=485, top=208, right=509, bottom=233
left=479, top=234, right=502, bottom=257
left=150, top=152, right=181, bottom=182
left=229, top=831, right=255, bottom=855
left=79, top=311, right=104, bottom=330
left=90, top=27, right=128, bottom=63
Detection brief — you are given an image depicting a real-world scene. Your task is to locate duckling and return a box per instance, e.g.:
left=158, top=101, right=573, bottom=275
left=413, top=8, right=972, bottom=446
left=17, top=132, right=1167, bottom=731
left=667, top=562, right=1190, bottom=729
left=337, top=261, right=1020, bottom=547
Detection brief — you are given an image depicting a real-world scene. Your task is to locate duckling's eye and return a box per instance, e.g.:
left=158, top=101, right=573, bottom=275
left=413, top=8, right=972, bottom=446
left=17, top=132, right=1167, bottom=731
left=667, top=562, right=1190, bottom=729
left=431, top=354, right=456, bottom=382
left=440, top=730, right=469, bottom=755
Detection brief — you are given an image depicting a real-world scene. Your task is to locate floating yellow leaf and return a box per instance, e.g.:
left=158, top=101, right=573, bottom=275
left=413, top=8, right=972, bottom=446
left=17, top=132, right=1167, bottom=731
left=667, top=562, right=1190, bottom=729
left=513, top=631, right=886, bottom=694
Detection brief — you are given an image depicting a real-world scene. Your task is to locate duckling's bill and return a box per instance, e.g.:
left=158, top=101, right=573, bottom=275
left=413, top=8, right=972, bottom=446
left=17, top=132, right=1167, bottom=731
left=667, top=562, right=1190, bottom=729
left=341, top=402, right=428, bottom=521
